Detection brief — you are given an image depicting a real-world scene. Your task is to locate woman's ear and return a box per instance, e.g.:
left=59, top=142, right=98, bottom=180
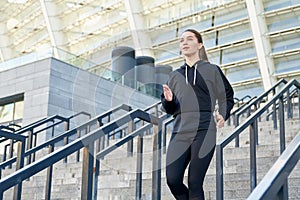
left=198, top=43, right=203, bottom=50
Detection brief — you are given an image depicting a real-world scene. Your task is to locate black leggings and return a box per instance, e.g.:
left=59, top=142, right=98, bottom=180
left=166, top=130, right=216, bottom=200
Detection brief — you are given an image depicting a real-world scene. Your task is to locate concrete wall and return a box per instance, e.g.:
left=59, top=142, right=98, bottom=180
left=0, top=58, right=51, bottom=126
left=0, top=57, right=159, bottom=142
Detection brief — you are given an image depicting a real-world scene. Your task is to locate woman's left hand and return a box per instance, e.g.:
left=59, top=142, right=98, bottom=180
left=216, top=114, right=225, bottom=128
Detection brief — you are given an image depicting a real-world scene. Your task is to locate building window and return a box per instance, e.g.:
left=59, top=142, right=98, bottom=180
left=0, top=94, right=24, bottom=126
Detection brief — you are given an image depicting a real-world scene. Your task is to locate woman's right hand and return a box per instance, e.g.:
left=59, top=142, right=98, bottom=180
left=163, top=84, right=173, bottom=101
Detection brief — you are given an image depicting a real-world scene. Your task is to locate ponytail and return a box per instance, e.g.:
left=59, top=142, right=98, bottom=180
left=199, top=46, right=209, bottom=62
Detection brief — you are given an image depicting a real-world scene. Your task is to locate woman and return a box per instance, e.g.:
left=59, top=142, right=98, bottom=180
left=161, top=29, right=234, bottom=200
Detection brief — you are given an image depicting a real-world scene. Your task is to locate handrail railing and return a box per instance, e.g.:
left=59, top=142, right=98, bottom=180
left=0, top=130, right=26, bottom=200
left=0, top=108, right=168, bottom=200
left=227, top=96, right=257, bottom=126
left=266, top=87, right=299, bottom=121
left=0, top=111, right=91, bottom=166
left=233, top=78, right=288, bottom=147
left=0, top=114, right=68, bottom=167
left=0, top=104, right=131, bottom=175
left=234, top=95, right=252, bottom=106
left=246, top=132, right=300, bottom=200
left=216, top=79, right=300, bottom=200
left=94, top=123, right=154, bottom=200
left=0, top=126, right=15, bottom=133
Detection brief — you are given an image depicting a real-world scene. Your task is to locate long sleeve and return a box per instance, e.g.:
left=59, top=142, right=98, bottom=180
left=161, top=92, right=180, bottom=115
left=216, top=67, right=234, bottom=120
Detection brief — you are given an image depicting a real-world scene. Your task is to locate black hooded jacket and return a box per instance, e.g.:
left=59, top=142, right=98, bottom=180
left=161, top=60, right=234, bottom=133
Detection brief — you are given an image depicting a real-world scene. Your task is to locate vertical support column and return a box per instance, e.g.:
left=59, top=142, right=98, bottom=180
left=278, top=94, right=289, bottom=199
left=39, top=0, right=69, bottom=58
left=81, top=143, right=94, bottom=200
left=64, top=120, right=70, bottom=163
left=8, top=139, right=14, bottom=168
left=286, top=90, right=292, bottom=119
left=124, top=0, right=154, bottom=57
left=45, top=144, right=54, bottom=200
left=234, top=114, right=240, bottom=147
left=135, top=134, right=143, bottom=199
left=249, top=122, right=257, bottom=192
left=152, top=120, right=162, bottom=200
left=278, top=96, right=286, bottom=153
left=246, top=0, right=276, bottom=90
left=27, top=129, right=33, bottom=165
left=298, top=88, right=300, bottom=118
left=93, top=156, right=100, bottom=200
left=216, top=145, right=224, bottom=200
left=0, top=22, right=15, bottom=61
left=273, top=101, right=278, bottom=129
left=13, top=140, right=25, bottom=200
left=127, top=121, right=135, bottom=157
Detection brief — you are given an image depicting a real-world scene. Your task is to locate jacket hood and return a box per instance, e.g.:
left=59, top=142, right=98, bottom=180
left=181, top=60, right=206, bottom=85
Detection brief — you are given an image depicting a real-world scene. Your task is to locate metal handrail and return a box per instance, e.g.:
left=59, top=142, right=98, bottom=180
left=0, top=115, right=65, bottom=144
left=0, top=130, right=26, bottom=200
left=234, top=95, right=252, bottom=106
left=266, top=87, right=298, bottom=121
left=227, top=96, right=257, bottom=126
left=0, top=111, right=92, bottom=166
left=234, top=79, right=287, bottom=119
left=0, top=104, right=131, bottom=172
left=0, top=126, right=15, bottom=133
left=216, top=79, right=300, bottom=200
left=246, top=132, right=300, bottom=200
left=233, top=78, right=288, bottom=147
left=0, top=109, right=168, bottom=200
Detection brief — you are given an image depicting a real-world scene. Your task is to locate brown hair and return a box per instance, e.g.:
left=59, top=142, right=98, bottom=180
left=183, top=29, right=209, bottom=62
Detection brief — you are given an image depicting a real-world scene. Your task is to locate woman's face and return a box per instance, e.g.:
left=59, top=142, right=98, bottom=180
left=180, top=31, right=202, bottom=58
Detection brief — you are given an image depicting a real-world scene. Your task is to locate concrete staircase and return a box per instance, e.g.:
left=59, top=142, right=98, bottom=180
left=1, top=113, right=299, bottom=200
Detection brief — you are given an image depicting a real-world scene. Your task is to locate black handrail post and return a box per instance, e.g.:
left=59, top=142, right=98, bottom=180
left=234, top=114, right=240, bottom=147
left=253, top=104, right=259, bottom=145
left=93, top=126, right=101, bottom=200
left=93, top=158, right=100, bottom=200
left=32, top=133, right=37, bottom=162
left=298, top=88, right=300, bottom=118
left=27, top=128, right=33, bottom=165
left=257, top=101, right=261, bottom=122
left=277, top=183, right=289, bottom=200
left=8, top=139, right=14, bottom=168
left=127, top=120, right=135, bottom=157
left=279, top=96, right=286, bottom=154
left=77, top=130, right=81, bottom=162
left=3, top=144, right=8, bottom=163
left=135, top=134, right=143, bottom=200
left=13, top=139, right=25, bottom=200
left=162, top=122, right=167, bottom=154
left=152, top=120, right=162, bottom=200
left=105, top=117, right=110, bottom=147
left=45, top=144, right=54, bottom=200
left=64, top=119, right=70, bottom=163
left=227, top=114, right=231, bottom=126
left=81, top=143, right=94, bottom=200
left=97, top=119, right=105, bottom=152
left=249, top=122, right=257, bottom=192
left=286, top=89, right=292, bottom=119
left=216, top=145, right=223, bottom=200
left=273, top=101, right=277, bottom=130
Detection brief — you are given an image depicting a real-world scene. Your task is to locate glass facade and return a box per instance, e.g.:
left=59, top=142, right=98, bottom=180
left=0, top=0, right=299, bottom=99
